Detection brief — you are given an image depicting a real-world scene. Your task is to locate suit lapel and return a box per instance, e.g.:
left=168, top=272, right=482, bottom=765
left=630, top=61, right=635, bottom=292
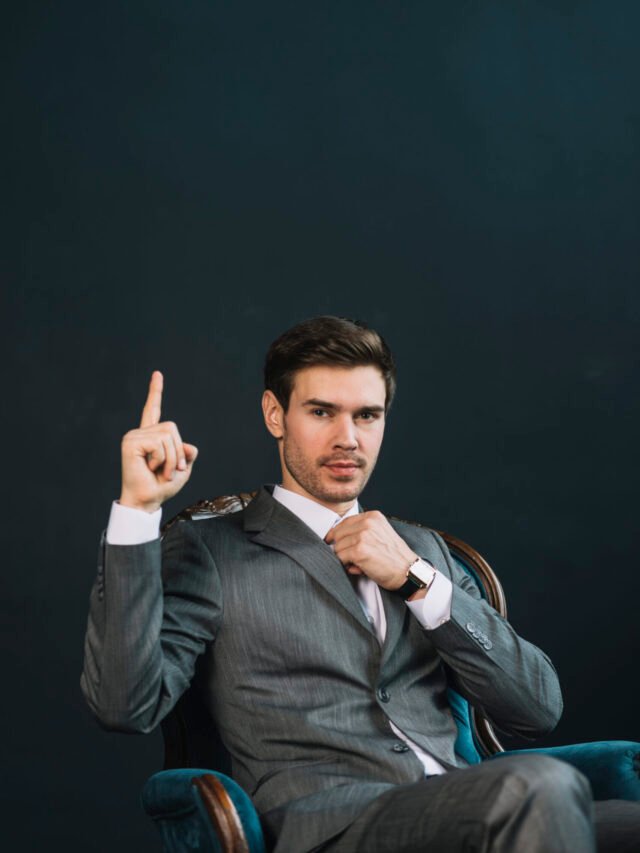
left=244, top=486, right=377, bottom=640
left=379, top=586, right=409, bottom=666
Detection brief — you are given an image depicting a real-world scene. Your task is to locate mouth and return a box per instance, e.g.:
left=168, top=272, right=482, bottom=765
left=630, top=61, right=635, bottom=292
left=324, top=462, right=362, bottom=477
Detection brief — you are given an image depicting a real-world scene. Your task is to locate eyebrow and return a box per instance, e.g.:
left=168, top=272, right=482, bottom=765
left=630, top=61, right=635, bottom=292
left=301, top=398, right=385, bottom=414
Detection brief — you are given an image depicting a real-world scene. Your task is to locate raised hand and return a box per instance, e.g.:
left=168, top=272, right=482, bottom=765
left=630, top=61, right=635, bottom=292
left=119, top=371, right=198, bottom=513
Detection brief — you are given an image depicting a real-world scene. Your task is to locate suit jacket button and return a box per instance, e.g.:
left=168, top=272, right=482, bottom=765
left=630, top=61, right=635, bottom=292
left=483, top=640, right=493, bottom=650
left=377, top=687, right=390, bottom=703
left=466, top=622, right=476, bottom=633
left=392, top=743, right=409, bottom=753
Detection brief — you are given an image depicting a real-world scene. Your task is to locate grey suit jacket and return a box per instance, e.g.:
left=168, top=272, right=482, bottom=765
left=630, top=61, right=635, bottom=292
left=81, top=484, right=563, bottom=852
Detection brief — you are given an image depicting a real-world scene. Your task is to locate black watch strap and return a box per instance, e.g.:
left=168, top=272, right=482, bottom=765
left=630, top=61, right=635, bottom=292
left=395, top=559, right=436, bottom=600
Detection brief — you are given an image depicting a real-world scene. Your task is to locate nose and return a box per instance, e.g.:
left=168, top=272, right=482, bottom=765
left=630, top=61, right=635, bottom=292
left=333, top=415, right=358, bottom=449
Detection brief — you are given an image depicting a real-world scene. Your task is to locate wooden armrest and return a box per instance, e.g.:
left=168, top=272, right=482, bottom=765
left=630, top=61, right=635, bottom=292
left=192, top=774, right=250, bottom=853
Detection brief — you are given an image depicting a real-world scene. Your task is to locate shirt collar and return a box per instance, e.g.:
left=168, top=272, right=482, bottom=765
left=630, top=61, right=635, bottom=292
left=273, top=484, right=360, bottom=540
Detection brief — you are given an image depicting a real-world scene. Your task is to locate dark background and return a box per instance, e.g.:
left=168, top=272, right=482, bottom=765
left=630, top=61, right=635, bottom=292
left=4, top=2, right=639, bottom=849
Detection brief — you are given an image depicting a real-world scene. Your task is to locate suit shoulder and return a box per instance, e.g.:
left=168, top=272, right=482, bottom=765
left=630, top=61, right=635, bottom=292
left=162, top=500, right=246, bottom=540
left=385, top=513, right=438, bottom=538
left=386, top=513, right=452, bottom=556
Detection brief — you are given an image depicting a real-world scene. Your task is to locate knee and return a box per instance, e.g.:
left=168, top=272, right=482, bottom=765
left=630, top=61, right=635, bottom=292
left=497, top=753, right=592, bottom=806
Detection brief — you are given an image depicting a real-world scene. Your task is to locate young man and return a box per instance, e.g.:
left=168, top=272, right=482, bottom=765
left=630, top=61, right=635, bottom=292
left=81, top=315, right=639, bottom=852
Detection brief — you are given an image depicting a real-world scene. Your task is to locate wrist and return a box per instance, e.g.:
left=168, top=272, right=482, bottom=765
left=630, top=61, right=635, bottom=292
left=407, top=587, right=428, bottom=602
left=394, top=557, right=437, bottom=600
left=118, top=494, right=162, bottom=514
left=389, top=550, right=420, bottom=590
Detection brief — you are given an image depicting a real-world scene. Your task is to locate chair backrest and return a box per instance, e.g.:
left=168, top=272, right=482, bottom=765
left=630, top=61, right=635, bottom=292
left=431, top=527, right=506, bottom=759
left=160, top=493, right=507, bottom=771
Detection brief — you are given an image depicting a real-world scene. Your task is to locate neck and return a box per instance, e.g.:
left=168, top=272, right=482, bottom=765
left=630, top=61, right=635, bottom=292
left=278, top=481, right=358, bottom=516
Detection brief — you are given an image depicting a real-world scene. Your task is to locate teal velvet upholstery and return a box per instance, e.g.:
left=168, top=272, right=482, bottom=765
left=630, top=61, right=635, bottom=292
left=143, top=742, right=640, bottom=851
left=448, top=686, right=483, bottom=765
left=493, top=741, right=640, bottom=801
left=142, top=768, right=265, bottom=853
left=141, top=548, right=640, bottom=850
left=447, top=554, right=491, bottom=767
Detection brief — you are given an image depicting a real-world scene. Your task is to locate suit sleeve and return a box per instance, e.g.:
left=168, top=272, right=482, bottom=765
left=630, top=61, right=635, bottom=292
left=80, top=518, right=222, bottom=734
left=425, top=530, right=563, bottom=740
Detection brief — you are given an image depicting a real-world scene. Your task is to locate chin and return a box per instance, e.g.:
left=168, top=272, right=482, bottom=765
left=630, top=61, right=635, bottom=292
left=319, top=482, right=364, bottom=504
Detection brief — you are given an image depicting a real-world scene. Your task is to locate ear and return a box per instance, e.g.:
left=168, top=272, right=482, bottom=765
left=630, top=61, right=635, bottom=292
left=262, top=390, right=284, bottom=439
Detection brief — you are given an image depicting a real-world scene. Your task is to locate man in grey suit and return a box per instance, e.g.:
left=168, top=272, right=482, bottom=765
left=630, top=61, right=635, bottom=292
left=82, top=315, right=639, bottom=851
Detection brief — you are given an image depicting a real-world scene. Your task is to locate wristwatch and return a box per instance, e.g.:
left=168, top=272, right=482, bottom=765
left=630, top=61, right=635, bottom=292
left=395, top=557, right=437, bottom=600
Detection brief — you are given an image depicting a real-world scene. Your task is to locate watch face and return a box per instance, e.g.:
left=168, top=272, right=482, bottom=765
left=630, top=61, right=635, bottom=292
left=410, top=559, right=435, bottom=585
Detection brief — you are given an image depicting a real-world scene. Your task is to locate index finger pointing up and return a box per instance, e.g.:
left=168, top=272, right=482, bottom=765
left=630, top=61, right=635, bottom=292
left=140, top=370, right=163, bottom=427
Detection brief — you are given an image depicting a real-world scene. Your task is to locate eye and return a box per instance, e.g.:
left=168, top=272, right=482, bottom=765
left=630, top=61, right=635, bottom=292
left=358, top=411, right=378, bottom=421
left=312, top=408, right=328, bottom=417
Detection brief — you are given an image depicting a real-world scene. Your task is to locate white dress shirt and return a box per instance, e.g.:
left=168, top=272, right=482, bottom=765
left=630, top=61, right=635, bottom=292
left=106, top=486, right=454, bottom=776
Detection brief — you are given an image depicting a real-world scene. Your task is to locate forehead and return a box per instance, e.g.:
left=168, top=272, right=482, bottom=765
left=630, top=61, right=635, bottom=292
left=290, top=365, right=386, bottom=406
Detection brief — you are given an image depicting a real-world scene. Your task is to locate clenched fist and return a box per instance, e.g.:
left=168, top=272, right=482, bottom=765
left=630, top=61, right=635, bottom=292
left=119, top=371, right=198, bottom=513
left=324, top=510, right=419, bottom=590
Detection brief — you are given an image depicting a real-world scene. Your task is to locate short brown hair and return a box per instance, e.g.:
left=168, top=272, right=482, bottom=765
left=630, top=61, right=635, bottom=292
left=264, top=315, right=397, bottom=413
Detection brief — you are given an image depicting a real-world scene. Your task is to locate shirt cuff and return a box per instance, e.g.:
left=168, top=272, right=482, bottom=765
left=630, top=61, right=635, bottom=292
left=106, top=500, right=162, bottom=545
left=405, top=570, right=453, bottom=630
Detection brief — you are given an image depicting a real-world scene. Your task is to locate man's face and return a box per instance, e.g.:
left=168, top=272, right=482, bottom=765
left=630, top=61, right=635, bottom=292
left=263, top=365, right=387, bottom=513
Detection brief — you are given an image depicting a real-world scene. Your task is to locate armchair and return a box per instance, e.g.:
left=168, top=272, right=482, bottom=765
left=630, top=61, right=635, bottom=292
left=141, top=493, right=640, bottom=851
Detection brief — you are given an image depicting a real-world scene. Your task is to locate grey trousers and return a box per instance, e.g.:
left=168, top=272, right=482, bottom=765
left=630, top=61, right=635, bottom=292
left=319, top=754, right=640, bottom=852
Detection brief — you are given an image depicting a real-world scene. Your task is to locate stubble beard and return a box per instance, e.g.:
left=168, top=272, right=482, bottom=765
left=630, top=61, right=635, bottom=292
left=282, top=434, right=376, bottom=506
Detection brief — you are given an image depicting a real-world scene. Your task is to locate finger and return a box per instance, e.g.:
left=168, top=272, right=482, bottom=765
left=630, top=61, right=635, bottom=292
left=326, top=515, right=366, bottom=542
left=160, top=434, right=177, bottom=481
left=347, top=565, right=365, bottom=575
left=328, top=532, right=361, bottom=551
left=166, top=421, right=187, bottom=470
left=140, top=371, right=163, bottom=428
left=333, top=544, right=365, bottom=567
left=183, top=443, right=199, bottom=465
left=146, top=445, right=165, bottom=471
left=326, top=517, right=367, bottom=543
left=135, top=435, right=166, bottom=471
left=325, top=520, right=352, bottom=543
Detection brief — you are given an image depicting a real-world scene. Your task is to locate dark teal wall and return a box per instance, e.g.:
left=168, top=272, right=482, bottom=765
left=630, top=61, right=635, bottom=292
left=4, top=2, right=639, bottom=849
